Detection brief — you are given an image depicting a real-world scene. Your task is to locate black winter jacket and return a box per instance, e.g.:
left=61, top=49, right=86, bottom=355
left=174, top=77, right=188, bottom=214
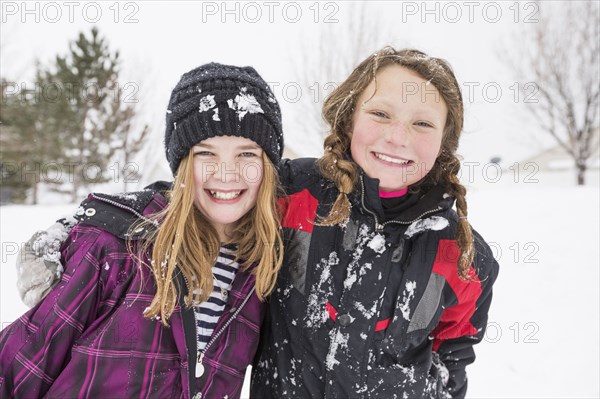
left=251, top=158, right=499, bottom=398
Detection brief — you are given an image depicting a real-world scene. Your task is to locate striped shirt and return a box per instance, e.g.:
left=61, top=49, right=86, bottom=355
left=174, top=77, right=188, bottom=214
left=194, top=245, right=240, bottom=352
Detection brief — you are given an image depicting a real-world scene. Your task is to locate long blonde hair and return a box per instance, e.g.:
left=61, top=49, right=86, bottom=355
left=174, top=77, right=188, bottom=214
left=318, top=47, right=474, bottom=280
left=133, top=150, right=283, bottom=326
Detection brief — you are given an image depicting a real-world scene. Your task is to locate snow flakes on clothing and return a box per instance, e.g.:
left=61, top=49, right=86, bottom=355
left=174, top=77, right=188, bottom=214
left=305, top=251, right=338, bottom=328
left=111, top=192, right=146, bottom=203
left=367, top=233, right=386, bottom=254
left=354, top=298, right=379, bottom=320
left=198, top=95, right=216, bottom=112
left=341, top=224, right=386, bottom=291
left=404, top=216, right=449, bottom=239
left=398, top=280, right=417, bottom=321
left=227, top=87, right=264, bottom=121
left=196, top=94, right=221, bottom=121
left=393, top=363, right=417, bottom=384
left=325, top=329, right=349, bottom=371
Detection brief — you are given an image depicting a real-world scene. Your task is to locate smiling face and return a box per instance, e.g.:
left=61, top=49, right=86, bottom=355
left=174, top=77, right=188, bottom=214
left=350, top=65, right=448, bottom=192
left=192, top=135, right=264, bottom=241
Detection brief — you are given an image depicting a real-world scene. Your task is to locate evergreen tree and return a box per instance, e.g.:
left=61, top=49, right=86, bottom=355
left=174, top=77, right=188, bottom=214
left=49, top=27, right=148, bottom=201
left=0, top=70, right=64, bottom=204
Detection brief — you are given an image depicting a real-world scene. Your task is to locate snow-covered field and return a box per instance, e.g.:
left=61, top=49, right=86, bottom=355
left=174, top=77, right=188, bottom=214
left=1, top=184, right=599, bottom=398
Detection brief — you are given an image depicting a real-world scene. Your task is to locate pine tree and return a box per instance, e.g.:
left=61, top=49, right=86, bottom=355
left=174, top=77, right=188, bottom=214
left=49, top=27, right=148, bottom=201
left=0, top=70, right=64, bottom=204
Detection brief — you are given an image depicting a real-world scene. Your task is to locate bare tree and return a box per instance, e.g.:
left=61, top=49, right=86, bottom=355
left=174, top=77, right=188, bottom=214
left=290, top=1, right=396, bottom=155
left=98, top=85, right=150, bottom=192
left=505, top=1, right=599, bottom=185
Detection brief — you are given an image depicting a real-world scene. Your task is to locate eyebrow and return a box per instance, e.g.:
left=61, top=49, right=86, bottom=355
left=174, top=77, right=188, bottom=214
left=238, top=144, right=262, bottom=150
left=363, top=98, right=394, bottom=108
left=365, top=98, right=445, bottom=119
left=193, top=143, right=261, bottom=150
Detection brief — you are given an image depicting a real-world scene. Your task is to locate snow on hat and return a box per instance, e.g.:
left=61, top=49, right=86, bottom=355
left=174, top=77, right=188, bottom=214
left=164, top=62, right=283, bottom=175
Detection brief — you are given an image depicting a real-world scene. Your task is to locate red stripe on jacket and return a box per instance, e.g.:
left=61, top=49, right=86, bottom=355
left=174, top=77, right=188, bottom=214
left=431, top=239, right=482, bottom=352
left=326, top=301, right=390, bottom=332
left=278, top=189, right=318, bottom=233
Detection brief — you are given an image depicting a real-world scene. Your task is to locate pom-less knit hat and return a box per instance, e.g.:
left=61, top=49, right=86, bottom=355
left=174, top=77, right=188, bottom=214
left=164, top=63, right=283, bottom=175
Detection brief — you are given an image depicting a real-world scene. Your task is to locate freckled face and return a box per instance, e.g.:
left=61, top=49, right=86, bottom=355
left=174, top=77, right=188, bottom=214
left=192, top=136, right=264, bottom=241
left=350, top=65, right=448, bottom=191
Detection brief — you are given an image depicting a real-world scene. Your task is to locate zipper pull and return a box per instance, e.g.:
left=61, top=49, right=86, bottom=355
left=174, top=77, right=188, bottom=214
left=195, top=352, right=205, bottom=378
left=375, top=222, right=384, bottom=231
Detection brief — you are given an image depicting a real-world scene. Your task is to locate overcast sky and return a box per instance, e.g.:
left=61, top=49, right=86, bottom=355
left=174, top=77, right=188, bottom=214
left=1, top=0, right=571, bottom=179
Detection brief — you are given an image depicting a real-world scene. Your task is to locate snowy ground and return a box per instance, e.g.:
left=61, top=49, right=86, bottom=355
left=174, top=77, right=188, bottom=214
left=1, top=184, right=599, bottom=398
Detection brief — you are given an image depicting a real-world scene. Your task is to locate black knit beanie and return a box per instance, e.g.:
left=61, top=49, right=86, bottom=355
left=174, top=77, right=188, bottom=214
left=164, top=63, right=283, bottom=175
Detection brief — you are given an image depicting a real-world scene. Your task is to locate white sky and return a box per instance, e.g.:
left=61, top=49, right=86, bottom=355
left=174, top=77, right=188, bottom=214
left=1, top=0, right=570, bottom=179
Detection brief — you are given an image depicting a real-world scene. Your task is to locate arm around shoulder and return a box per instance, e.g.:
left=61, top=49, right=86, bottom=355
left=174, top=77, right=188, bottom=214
left=277, top=157, right=320, bottom=193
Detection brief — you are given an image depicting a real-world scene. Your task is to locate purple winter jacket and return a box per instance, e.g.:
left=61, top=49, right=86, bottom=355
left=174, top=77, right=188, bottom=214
left=0, top=184, right=265, bottom=398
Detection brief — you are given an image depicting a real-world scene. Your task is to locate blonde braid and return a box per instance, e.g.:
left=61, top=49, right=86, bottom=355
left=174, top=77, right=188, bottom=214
left=316, top=136, right=357, bottom=226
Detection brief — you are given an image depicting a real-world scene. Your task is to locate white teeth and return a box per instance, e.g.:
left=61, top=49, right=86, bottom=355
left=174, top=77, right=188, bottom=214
left=209, top=191, right=241, bottom=200
left=374, top=152, right=410, bottom=165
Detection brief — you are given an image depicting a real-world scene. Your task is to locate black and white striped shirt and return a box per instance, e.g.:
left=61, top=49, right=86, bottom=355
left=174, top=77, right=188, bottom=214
left=194, top=245, right=240, bottom=351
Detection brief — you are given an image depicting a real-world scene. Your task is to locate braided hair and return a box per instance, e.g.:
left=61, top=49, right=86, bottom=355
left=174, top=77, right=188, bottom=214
left=318, top=47, right=474, bottom=279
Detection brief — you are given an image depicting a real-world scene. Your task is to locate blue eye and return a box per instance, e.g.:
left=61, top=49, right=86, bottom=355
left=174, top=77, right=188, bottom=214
left=370, top=110, right=389, bottom=119
left=415, top=121, right=434, bottom=128
left=194, top=151, right=213, bottom=156
left=240, top=152, right=259, bottom=158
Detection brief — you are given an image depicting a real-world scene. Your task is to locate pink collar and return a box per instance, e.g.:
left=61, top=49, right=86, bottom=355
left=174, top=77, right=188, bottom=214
left=379, top=187, right=408, bottom=198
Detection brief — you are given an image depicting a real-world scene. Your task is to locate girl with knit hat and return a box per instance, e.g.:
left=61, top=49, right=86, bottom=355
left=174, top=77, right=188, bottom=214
left=251, top=47, right=499, bottom=398
left=7, top=47, right=500, bottom=399
left=0, top=63, right=284, bottom=399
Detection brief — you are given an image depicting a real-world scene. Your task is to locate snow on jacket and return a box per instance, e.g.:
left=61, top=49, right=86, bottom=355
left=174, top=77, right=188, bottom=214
left=251, top=158, right=499, bottom=399
left=0, top=182, right=265, bottom=399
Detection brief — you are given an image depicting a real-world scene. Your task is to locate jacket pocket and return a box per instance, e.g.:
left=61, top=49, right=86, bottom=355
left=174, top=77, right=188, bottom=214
left=365, top=342, right=449, bottom=399
left=365, top=361, right=448, bottom=399
left=127, top=360, right=183, bottom=399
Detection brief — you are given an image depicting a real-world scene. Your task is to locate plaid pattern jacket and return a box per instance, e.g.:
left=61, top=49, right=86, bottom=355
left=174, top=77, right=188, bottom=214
left=0, top=184, right=265, bottom=398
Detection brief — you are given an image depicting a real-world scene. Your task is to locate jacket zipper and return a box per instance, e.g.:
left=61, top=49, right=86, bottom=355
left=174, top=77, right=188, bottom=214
left=359, top=175, right=443, bottom=232
left=194, top=286, right=256, bottom=378
left=90, top=194, right=159, bottom=227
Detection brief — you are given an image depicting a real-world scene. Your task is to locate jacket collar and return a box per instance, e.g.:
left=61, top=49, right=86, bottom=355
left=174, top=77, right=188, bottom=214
left=74, top=181, right=171, bottom=240
left=349, top=166, right=454, bottom=224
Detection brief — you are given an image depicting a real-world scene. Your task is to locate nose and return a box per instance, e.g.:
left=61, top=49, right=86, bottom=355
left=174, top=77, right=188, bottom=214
left=384, top=121, right=410, bottom=146
left=215, top=159, right=240, bottom=183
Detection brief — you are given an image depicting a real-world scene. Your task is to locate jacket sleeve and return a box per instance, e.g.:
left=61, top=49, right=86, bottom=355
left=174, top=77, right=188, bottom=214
left=277, top=157, right=320, bottom=194
left=0, top=224, right=108, bottom=397
left=432, top=235, right=499, bottom=398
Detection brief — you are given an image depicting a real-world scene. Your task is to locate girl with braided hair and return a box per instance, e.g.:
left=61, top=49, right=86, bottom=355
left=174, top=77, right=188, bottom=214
left=8, top=48, right=499, bottom=398
left=251, top=47, right=499, bottom=398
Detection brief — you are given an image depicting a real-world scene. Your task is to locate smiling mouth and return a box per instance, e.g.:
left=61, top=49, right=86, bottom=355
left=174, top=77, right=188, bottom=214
left=208, top=190, right=242, bottom=200
left=373, top=152, right=413, bottom=165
